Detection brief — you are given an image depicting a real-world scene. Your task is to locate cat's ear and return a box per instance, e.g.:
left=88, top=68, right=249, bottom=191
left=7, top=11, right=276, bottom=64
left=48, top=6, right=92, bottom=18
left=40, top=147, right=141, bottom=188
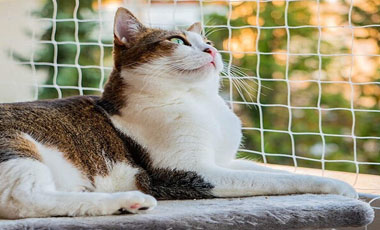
left=187, top=22, right=203, bottom=34
left=114, top=7, right=145, bottom=46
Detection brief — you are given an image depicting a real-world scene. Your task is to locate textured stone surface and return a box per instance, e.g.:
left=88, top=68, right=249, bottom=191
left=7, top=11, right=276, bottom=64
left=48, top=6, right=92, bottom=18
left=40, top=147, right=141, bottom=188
left=0, top=194, right=374, bottom=230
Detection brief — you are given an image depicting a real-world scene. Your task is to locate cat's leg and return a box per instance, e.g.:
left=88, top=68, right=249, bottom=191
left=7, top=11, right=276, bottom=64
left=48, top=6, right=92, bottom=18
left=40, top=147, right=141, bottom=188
left=0, top=158, right=156, bottom=219
left=195, top=163, right=357, bottom=198
left=222, top=159, right=291, bottom=173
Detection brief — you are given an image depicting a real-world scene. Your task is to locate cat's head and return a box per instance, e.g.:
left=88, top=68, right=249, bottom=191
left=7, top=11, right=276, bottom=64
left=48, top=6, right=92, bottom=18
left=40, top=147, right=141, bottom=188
left=112, top=8, right=223, bottom=91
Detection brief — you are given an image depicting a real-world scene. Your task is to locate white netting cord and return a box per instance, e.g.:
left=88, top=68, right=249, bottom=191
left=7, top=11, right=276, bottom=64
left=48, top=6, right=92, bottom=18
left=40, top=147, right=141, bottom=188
left=97, top=0, right=106, bottom=90
left=73, top=0, right=83, bottom=96
left=51, top=0, right=62, bottom=98
left=284, top=0, right=297, bottom=169
left=254, top=0, right=267, bottom=164
left=316, top=0, right=326, bottom=175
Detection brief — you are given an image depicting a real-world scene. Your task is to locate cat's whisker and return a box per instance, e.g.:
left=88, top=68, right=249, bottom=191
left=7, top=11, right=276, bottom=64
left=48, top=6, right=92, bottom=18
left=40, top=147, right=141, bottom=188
left=223, top=63, right=273, bottom=96
left=203, top=17, right=217, bottom=27
left=227, top=64, right=273, bottom=92
left=233, top=77, right=252, bottom=98
left=231, top=78, right=251, bottom=108
left=221, top=67, right=260, bottom=106
left=235, top=78, right=256, bottom=102
left=222, top=71, right=252, bottom=108
left=205, top=28, right=225, bottom=38
left=222, top=60, right=251, bottom=71
left=203, top=20, right=219, bottom=35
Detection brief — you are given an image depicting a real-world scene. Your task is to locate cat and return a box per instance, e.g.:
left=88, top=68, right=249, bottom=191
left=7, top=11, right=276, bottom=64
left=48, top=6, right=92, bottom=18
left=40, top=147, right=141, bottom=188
left=0, top=7, right=357, bottom=219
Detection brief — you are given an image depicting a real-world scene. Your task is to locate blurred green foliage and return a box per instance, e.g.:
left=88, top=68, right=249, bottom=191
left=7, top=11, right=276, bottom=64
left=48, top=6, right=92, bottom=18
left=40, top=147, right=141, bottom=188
left=205, top=1, right=380, bottom=175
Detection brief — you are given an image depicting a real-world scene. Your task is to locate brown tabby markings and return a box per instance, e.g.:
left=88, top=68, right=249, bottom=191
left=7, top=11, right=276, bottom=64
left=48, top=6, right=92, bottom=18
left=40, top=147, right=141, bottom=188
left=0, top=97, right=139, bottom=182
left=0, top=132, right=41, bottom=162
left=98, top=71, right=127, bottom=115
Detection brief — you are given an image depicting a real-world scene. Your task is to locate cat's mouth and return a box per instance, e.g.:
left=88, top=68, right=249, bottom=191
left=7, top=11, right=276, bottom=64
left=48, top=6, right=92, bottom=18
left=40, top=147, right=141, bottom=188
left=175, top=61, right=216, bottom=74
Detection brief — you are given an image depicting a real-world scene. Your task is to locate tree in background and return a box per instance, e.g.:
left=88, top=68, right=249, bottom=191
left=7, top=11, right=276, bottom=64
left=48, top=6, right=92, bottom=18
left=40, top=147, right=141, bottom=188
left=204, top=1, right=380, bottom=175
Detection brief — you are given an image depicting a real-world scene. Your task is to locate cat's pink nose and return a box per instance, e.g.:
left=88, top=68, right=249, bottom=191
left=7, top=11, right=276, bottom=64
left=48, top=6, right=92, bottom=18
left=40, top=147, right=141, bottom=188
left=203, top=48, right=216, bottom=58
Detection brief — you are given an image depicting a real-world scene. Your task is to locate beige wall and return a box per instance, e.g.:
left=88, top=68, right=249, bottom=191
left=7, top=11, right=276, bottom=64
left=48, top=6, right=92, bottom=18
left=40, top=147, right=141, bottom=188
left=0, top=0, right=45, bottom=103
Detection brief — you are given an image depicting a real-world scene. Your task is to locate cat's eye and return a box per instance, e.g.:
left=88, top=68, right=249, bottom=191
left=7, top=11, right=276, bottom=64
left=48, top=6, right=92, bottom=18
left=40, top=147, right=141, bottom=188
left=206, top=41, right=213, bottom=46
left=169, top=37, right=185, bottom=45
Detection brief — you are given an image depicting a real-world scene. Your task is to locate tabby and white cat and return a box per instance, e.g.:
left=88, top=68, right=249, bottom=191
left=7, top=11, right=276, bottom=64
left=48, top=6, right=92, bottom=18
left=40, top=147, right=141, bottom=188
left=0, top=8, right=357, bottom=219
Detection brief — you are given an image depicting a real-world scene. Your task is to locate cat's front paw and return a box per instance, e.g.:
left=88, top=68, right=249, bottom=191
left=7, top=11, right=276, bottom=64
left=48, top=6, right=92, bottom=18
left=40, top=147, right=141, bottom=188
left=111, top=191, right=157, bottom=214
left=321, top=179, right=358, bottom=199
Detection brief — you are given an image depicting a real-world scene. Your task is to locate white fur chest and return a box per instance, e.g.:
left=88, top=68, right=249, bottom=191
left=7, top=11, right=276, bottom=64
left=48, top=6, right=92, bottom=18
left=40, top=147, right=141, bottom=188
left=192, top=94, right=242, bottom=163
left=112, top=89, right=242, bottom=170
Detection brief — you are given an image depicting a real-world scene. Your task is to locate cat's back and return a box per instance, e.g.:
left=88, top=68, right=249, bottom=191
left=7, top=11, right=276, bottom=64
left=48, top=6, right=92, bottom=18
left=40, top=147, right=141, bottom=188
left=0, top=96, right=116, bottom=145
left=0, top=96, right=100, bottom=128
left=0, top=96, right=140, bottom=187
left=0, top=96, right=102, bottom=126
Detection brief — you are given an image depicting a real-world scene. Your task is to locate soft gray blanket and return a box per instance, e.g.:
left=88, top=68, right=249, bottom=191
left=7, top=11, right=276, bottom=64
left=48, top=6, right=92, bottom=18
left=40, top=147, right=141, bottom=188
left=0, top=194, right=374, bottom=230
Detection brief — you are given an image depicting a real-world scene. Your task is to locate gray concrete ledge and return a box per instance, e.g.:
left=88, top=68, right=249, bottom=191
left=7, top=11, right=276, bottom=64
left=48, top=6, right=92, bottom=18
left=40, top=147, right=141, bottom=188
left=0, top=194, right=374, bottom=230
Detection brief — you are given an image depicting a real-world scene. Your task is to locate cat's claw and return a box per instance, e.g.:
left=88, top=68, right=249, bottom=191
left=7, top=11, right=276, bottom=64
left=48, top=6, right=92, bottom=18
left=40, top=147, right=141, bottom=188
left=111, top=191, right=157, bottom=215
